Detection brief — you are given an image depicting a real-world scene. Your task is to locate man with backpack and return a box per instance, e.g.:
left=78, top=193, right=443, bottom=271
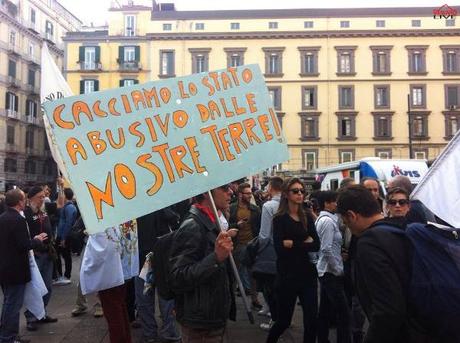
left=336, top=185, right=426, bottom=343
left=169, top=184, right=237, bottom=343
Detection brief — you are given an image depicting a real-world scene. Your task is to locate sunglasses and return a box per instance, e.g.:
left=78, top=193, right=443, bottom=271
left=387, top=199, right=409, bottom=206
left=289, top=188, right=305, bottom=195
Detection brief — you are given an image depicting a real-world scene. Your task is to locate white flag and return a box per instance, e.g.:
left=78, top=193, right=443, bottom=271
left=40, top=43, right=72, bottom=179
left=411, top=131, right=460, bottom=227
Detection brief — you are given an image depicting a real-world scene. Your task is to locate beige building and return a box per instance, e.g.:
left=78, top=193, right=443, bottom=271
left=63, top=2, right=460, bottom=175
left=0, top=0, right=81, bottom=191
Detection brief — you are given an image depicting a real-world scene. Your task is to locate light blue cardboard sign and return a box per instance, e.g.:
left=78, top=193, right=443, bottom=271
left=42, top=64, right=288, bottom=233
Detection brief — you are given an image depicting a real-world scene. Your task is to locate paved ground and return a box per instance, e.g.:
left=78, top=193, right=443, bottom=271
left=6, top=256, right=336, bottom=342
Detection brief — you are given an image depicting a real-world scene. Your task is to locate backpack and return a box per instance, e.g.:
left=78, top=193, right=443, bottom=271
left=151, top=230, right=176, bottom=300
left=377, top=222, right=460, bottom=340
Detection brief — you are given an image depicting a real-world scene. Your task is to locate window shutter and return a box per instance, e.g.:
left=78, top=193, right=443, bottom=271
left=119, top=79, right=124, bottom=87
left=14, top=94, right=18, bottom=111
left=118, top=46, right=124, bottom=63
left=134, top=79, right=139, bottom=84
left=25, top=100, right=30, bottom=116
left=33, top=102, right=37, bottom=117
left=94, top=80, right=99, bottom=91
left=95, top=46, right=101, bottom=63
left=80, top=80, right=85, bottom=94
left=5, top=92, right=10, bottom=109
left=79, top=46, right=84, bottom=62
left=135, top=46, right=140, bottom=62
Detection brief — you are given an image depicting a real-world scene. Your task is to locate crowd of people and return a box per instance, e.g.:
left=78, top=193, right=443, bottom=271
left=0, top=173, right=456, bottom=343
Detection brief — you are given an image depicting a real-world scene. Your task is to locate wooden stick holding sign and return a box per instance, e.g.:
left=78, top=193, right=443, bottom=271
left=207, top=190, right=255, bottom=325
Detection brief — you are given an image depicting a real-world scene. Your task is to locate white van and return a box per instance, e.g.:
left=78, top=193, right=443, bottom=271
left=314, top=158, right=429, bottom=191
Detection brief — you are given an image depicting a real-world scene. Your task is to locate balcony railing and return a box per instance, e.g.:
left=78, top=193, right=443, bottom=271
left=24, top=20, right=39, bottom=34
left=7, top=76, right=21, bottom=88
left=24, top=54, right=40, bottom=66
left=26, top=115, right=39, bottom=125
left=6, top=109, right=19, bottom=119
left=79, top=61, right=102, bottom=71
left=7, top=42, right=20, bottom=55
left=24, top=84, right=39, bottom=95
left=6, top=143, right=19, bottom=153
left=119, top=61, right=141, bottom=71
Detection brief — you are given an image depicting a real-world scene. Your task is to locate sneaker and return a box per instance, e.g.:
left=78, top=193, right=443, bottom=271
left=257, top=305, right=270, bottom=317
left=71, top=306, right=87, bottom=317
left=93, top=306, right=104, bottom=318
left=259, top=320, right=273, bottom=331
left=54, top=276, right=71, bottom=286
left=251, top=300, right=263, bottom=311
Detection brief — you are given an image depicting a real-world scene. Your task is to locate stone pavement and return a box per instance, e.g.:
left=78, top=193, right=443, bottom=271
left=9, top=256, right=336, bottom=343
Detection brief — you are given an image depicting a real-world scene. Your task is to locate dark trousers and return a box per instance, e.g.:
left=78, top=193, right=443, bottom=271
left=0, top=283, right=26, bottom=343
left=318, top=273, right=352, bottom=343
left=267, top=278, right=317, bottom=343
left=124, top=278, right=136, bottom=322
left=181, top=325, right=225, bottom=343
left=254, top=272, right=277, bottom=321
left=55, top=237, right=72, bottom=279
left=99, top=284, right=132, bottom=343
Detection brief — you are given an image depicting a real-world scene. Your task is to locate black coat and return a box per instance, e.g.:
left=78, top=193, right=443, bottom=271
left=0, top=208, right=42, bottom=285
left=170, top=206, right=235, bottom=329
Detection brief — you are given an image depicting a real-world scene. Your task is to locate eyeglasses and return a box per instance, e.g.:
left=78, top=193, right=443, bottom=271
left=289, top=188, right=305, bottom=195
left=387, top=199, right=409, bottom=206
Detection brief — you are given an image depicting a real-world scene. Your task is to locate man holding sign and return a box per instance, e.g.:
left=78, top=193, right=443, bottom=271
left=170, top=185, right=238, bottom=343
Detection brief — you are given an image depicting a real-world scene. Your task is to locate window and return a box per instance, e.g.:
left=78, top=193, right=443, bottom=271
left=125, top=15, right=136, bottom=36
left=444, top=114, right=460, bottom=138
left=335, top=46, right=356, bottom=75
left=8, top=59, right=16, bottom=78
left=269, top=22, right=278, bottom=29
left=195, top=23, right=205, bottom=30
left=302, top=149, right=318, bottom=170
left=29, top=43, right=35, bottom=59
left=371, top=46, right=392, bottom=75
left=26, top=129, right=34, bottom=149
left=224, top=48, right=246, bottom=67
left=406, top=46, right=427, bottom=74
left=372, top=112, right=393, bottom=139
left=299, top=113, right=320, bottom=140
left=445, top=85, right=460, bottom=109
left=163, top=23, right=172, bottom=31
left=230, top=22, right=240, bottom=30
left=124, top=46, right=136, bottom=62
left=189, top=48, right=210, bottom=73
left=338, top=86, right=354, bottom=109
left=30, top=8, right=36, bottom=23
left=374, top=85, right=390, bottom=108
left=25, top=160, right=36, bottom=174
left=263, top=48, right=284, bottom=76
left=45, top=20, right=53, bottom=40
left=376, top=20, right=385, bottom=27
left=4, top=158, right=17, bottom=172
left=5, top=92, right=18, bottom=112
left=7, top=125, right=15, bottom=144
left=414, top=149, right=428, bottom=160
left=339, top=150, right=355, bottom=163
left=268, top=87, right=281, bottom=110
left=441, top=46, right=460, bottom=74
left=411, top=19, right=421, bottom=27
left=446, top=19, right=455, bottom=27
left=120, top=79, right=138, bottom=87
left=375, top=148, right=392, bottom=159
left=118, top=46, right=140, bottom=70
left=79, top=46, right=100, bottom=70
left=160, top=50, right=175, bottom=77
left=79, top=79, right=99, bottom=94
left=340, top=20, right=350, bottom=28
left=25, top=99, right=37, bottom=117
left=28, top=68, right=35, bottom=86
left=411, top=114, right=428, bottom=138
left=9, top=31, right=15, bottom=46
left=302, top=86, right=317, bottom=110
left=410, top=85, right=426, bottom=108
left=298, top=47, right=319, bottom=76
left=336, top=112, right=357, bottom=140
left=304, top=21, right=314, bottom=28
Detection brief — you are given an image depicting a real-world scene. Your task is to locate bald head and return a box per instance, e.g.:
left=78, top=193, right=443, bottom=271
left=388, top=175, right=413, bottom=194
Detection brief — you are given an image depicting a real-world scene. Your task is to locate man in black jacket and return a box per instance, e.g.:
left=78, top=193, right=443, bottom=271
left=336, top=185, right=424, bottom=343
left=170, top=184, right=237, bottom=343
left=23, top=186, right=58, bottom=331
left=0, top=188, right=48, bottom=343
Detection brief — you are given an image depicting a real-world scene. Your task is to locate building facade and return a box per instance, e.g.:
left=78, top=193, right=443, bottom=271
left=63, top=3, right=460, bottom=174
left=0, top=0, right=81, bottom=191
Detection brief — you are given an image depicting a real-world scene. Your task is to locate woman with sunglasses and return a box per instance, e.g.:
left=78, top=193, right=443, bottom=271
left=267, top=178, right=320, bottom=343
left=385, top=187, right=411, bottom=227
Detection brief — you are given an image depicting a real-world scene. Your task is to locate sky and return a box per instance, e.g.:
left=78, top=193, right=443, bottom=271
left=59, top=0, right=459, bottom=26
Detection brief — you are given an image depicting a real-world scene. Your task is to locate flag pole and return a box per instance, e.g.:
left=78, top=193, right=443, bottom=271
left=207, top=190, right=255, bottom=324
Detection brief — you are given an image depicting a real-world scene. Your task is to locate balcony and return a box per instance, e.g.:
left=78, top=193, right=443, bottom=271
left=6, top=109, right=19, bottom=120
left=7, top=42, right=20, bottom=56
left=26, top=115, right=39, bottom=125
left=24, top=20, right=39, bottom=34
left=26, top=147, right=40, bottom=156
left=5, top=144, right=19, bottom=153
left=79, top=61, right=102, bottom=71
left=24, top=54, right=40, bottom=66
left=119, top=61, right=141, bottom=72
left=25, top=84, right=39, bottom=95
left=43, top=31, right=55, bottom=44
left=7, top=76, right=21, bottom=89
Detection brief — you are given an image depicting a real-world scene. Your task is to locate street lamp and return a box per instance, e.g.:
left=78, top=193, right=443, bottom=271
left=407, top=94, right=413, bottom=159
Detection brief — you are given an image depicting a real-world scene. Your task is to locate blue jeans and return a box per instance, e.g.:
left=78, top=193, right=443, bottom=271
left=318, top=273, right=352, bottom=343
left=0, top=283, right=26, bottom=343
left=24, top=253, right=54, bottom=322
left=134, top=276, right=180, bottom=341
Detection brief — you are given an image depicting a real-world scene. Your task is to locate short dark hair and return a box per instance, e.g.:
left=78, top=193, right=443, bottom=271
left=339, top=177, right=355, bottom=189
left=360, top=177, right=379, bottom=186
left=337, top=185, right=381, bottom=217
left=5, top=189, right=25, bottom=207
left=317, top=191, right=338, bottom=211
left=238, top=182, right=251, bottom=194
left=64, top=188, right=74, bottom=200
left=386, top=187, right=409, bottom=202
left=269, top=176, right=284, bottom=192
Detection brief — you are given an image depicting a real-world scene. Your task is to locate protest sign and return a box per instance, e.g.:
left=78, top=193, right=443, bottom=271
left=42, top=64, right=289, bottom=233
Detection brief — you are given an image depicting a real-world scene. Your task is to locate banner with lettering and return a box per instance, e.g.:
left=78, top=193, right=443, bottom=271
left=42, top=65, right=288, bottom=233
